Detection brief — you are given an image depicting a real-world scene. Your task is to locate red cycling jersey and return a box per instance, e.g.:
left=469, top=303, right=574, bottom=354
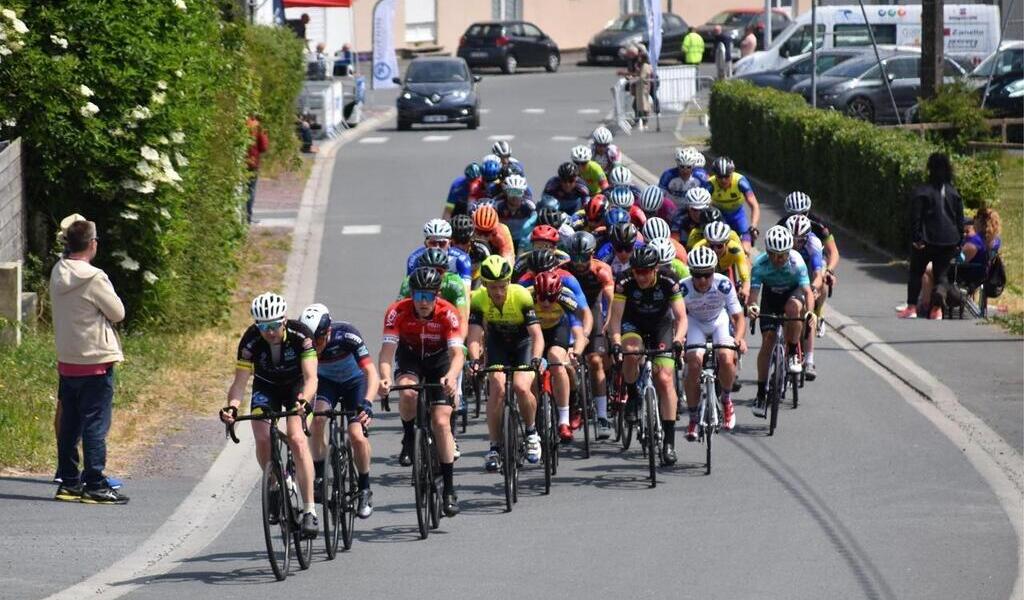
left=382, top=298, right=463, bottom=359
left=565, top=259, right=615, bottom=305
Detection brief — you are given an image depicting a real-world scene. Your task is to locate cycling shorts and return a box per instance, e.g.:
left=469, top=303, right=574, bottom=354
left=542, top=320, right=571, bottom=351
left=315, top=377, right=369, bottom=416
left=485, top=334, right=532, bottom=369
left=721, top=206, right=751, bottom=241
left=395, top=345, right=453, bottom=406
left=685, top=311, right=734, bottom=353
left=621, top=320, right=674, bottom=368
left=251, top=381, right=303, bottom=413
left=761, top=286, right=807, bottom=332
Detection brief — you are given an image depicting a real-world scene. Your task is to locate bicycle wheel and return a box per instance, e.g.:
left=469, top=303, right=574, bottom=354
left=643, top=385, right=658, bottom=487
left=501, top=403, right=516, bottom=512
left=790, top=371, right=800, bottom=409
left=549, top=394, right=560, bottom=476
left=428, top=436, right=442, bottom=529
left=704, top=379, right=716, bottom=475
left=578, top=363, right=593, bottom=458
left=473, top=374, right=482, bottom=418
left=261, top=459, right=290, bottom=581
left=290, top=459, right=312, bottom=570
left=322, top=444, right=340, bottom=559
left=539, top=393, right=552, bottom=495
left=412, top=427, right=430, bottom=539
left=768, top=347, right=784, bottom=436
left=340, top=444, right=357, bottom=550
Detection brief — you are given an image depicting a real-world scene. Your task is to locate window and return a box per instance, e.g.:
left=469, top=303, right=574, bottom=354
left=664, top=14, right=685, bottom=29
left=833, top=24, right=897, bottom=47
left=817, top=54, right=852, bottom=73
left=607, top=14, right=646, bottom=32
left=789, top=57, right=813, bottom=76
left=491, top=0, right=521, bottom=21
left=771, top=12, right=789, bottom=32
left=974, top=48, right=1024, bottom=77
left=780, top=24, right=824, bottom=58
left=942, top=58, right=965, bottom=77
left=884, top=57, right=919, bottom=80
left=406, top=61, right=469, bottom=83
left=505, top=23, right=524, bottom=36
left=467, top=24, right=504, bottom=38
left=521, top=23, right=542, bottom=38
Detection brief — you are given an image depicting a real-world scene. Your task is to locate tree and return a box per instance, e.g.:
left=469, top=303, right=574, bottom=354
left=921, top=0, right=944, bottom=99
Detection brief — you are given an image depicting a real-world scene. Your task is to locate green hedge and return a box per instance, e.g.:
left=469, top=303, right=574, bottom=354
left=709, top=80, right=999, bottom=255
left=244, top=25, right=305, bottom=174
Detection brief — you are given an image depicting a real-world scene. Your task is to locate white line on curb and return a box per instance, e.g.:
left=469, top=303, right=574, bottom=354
left=342, top=224, right=381, bottom=235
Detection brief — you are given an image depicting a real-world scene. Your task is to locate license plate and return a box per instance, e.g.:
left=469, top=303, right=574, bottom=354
left=595, top=55, right=613, bottom=62
left=470, top=51, right=488, bottom=58
left=423, top=115, right=448, bottom=123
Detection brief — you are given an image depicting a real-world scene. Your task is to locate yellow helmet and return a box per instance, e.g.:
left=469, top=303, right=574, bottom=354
left=479, top=255, right=512, bottom=282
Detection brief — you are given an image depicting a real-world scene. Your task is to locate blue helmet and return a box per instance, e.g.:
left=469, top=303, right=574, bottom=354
left=482, top=158, right=502, bottom=182
left=464, top=162, right=482, bottom=180
left=605, top=206, right=630, bottom=227
left=537, top=194, right=559, bottom=212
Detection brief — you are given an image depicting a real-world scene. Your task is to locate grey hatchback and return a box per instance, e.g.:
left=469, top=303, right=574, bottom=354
left=456, top=21, right=560, bottom=75
left=736, top=48, right=865, bottom=92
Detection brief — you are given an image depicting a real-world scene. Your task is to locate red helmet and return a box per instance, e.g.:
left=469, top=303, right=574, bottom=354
left=530, top=224, right=560, bottom=245
left=534, top=270, right=563, bottom=301
left=585, top=194, right=607, bottom=223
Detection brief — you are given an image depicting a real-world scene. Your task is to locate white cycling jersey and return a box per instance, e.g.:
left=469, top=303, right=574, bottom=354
left=680, top=273, right=742, bottom=323
left=664, top=175, right=704, bottom=203
left=592, top=144, right=621, bottom=173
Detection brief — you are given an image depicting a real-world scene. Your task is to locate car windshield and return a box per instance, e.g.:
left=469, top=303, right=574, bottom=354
left=406, top=61, right=468, bottom=83
left=466, top=24, right=503, bottom=38
left=972, top=47, right=1024, bottom=77
left=607, top=14, right=646, bottom=31
left=707, top=11, right=751, bottom=27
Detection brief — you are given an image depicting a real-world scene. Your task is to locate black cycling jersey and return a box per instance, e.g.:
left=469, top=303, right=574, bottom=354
left=236, top=319, right=317, bottom=389
left=614, top=273, right=682, bottom=331
left=777, top=211, right=833, bottom=243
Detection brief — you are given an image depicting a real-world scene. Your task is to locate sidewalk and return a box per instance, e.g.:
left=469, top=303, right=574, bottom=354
left=613, top=121, right=1024, bottom=455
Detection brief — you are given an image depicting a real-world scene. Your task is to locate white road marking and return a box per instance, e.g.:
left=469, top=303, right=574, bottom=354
left=523, top=108, right=545, bottom=114
left=550, top=135, right=577, bottom=142
left=487, top=134, right=514, bottom=141
left=577, top=108, right=601, bottom=114
left=478, top=108, right=491, bottom=114
left=341, top=224, right=382, bottom=235
left=359, top=136, right=388, bottom=144
left=422, top=135, right=451, bottom=142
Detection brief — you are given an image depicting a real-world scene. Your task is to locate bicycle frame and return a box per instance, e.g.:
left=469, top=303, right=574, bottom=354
left=479, top=364, right=539, bottom=511
left=387, top=382, right=447, bottom=538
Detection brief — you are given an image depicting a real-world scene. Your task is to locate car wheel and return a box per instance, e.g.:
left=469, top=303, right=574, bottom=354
left=502, top=54, right=518, bottom=75
left=545, top=52, right=560, bottom=73
left=468, top=110, right=479, bottom=130
left=846, top=97, right=875, bottom=122
left=397, top=118, right=411, bottom=131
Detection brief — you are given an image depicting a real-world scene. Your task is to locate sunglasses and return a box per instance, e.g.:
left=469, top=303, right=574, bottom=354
left=692, top=272, right=713, bottom=280
left=425, top=239, right=449, bottom=248
left=614, top=244, right=634, bottom=253
left=256, top=319, right=284, bottom=332
left=412, top=290, right=437, bottom=303
left=709, top=243, right=725, bottom=250
left=768, top=251, right=789, bottom=259
left=633, top=267, right=655, bottom=276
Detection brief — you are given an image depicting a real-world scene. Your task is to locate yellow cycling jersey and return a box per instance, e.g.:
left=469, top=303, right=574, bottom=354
left=686, top=227, right=742, bottom=252
left=469, top=284, right=539, bottom=340
left=710, top=172, right=748, bottom=213
left=692, top=237, right=750, bottom=283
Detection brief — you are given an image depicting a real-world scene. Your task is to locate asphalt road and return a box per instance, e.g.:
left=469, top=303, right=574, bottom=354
left=12, top=66, right=1016, bottom=600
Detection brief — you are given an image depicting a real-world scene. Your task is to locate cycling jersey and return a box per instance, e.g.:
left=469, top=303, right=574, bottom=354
left=692, top=237, right=750, bottom=284
left=614, top=272, right=682, bottom=331
left=591, top=144, right=621, bottom=173
left=446, top=175, right=487, bottom=216
left=542, top=176, right=590, bottom=215
left=496, top=198, right=538, bottom=251
left=564, top=259, right=615, bottom=306
left=317, top=321, right=372, bottom=384
left=382, top=298, right=463, bottom=359
left=469, top=284, right=539, bottom=343
left=518, top=268, right=588, bottom=309
left=661, top=259, right=690, bottom=282
left=710, top=172, right=754, bottom=213
left=651, top=197, right=678, bottom=223
left=775, top=211, right=834, bottom=243
left=670, top=210, right=700, bottom=243
left=398, top=271, right=468, bottom=309
left=596, top=239, right=643, bottom=264
left=796, top=232, right=825, bottom=274
left=579, top=161, right=608, bottom=196
left=750, top=251, right=810, bottom=291
left=521, top=285, right=581, bottom=330
left=607, top=253, right=631, bottom=278
left=512, top=248, right=571, bottom=281
left=475, top=224, right=516, bottom=262
left=489, top=183, right=534, bottom=205
left=686, top=227, right=742, bottom=252
left=680, top=273, right=742, bottom=323
left=236, top=320, right=317, bottom=389
left=659, top=169, right=712, bottom=206
left=406, top=246, right=473, bottom=283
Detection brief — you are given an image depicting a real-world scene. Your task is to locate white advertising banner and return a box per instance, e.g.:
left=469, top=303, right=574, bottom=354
left=372, top=0, right=399, bottom=89
left=643, top=0, right=662, bottom=72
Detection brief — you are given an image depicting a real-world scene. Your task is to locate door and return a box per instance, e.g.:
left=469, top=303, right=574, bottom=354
left=520, top=22, right=547, bottom=66
left=879, top=57, right=921, bottom=121
left=504, top=23, right=531, bottom=65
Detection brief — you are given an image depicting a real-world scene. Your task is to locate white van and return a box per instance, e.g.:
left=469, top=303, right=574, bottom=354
left=733, top=4, right=1001, bottom=75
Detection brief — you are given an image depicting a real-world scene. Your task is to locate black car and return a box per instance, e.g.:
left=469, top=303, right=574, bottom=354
left=456, top=21, right=560, bottom=75
left=393, top=57, right=480, bottom=130
left=696, top=9, right=791, bottom=60
left=982, top=72, right=1024, bottom=118
left=586, top=12, right=689, bottom=65
left=735, top=49, right=864, bottom=91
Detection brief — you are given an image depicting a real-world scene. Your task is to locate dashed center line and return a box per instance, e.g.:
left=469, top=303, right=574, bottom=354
left=478, top=108, right=492, bottom=114
left=422, top=135, right=451, bottom=142
left=523, top=108, right=545, bottom=114
left=550, top=135, right=577, bottom=142
left=577, top=108, right=601, bottom=114
left=341, top=225, right=381, bottom=235
left=358, top=136, right=388, bottom=144
left=487, top=134, right=515, bottom=141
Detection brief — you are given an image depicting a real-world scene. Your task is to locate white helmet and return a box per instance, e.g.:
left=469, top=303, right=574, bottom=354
left=642, top=217, right=671, bottom=241
left=685, top=187, right=712, bottom=210
left=690, top=148, right=706, bottom=168
left=609, top=165, right=632, bottom=187
left=251, top=292, right=287, bottom=322
left=504, top=174, right=528, bottom=196
left=764, top=225, right=794, bottom=253
left=491, top=140, right=511, bottom=157
left=571, top=145, right=592, bottom=164
left=592, top=126, right=613, bottom=145
left=608, top=186, right=634, bottom=209
left=688, top=246, right=718, bottom=272
left=647, top=237, right=676, bottom=266
left=703, top=221, right=732, bottom=244
left=784, top=191, right=812, bottom=215
left=423, top=218, right=452, bottom=239
left=786, top=214, right=812, bottom=238
left=299, top=303, right=331, bottom=337
left=639, top=186, right=664, bottom=214
left=675, top=147, right=699, bottom=168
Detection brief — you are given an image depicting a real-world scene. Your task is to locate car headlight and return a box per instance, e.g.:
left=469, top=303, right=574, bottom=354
left=450, top=90, right=468, bottom=100
left=401, top=91, right=413, bottom=100
left=1006, top=79, right=1024, bottom=98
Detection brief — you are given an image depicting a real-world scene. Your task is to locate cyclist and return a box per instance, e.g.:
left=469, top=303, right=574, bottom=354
left=659, top=147, right=710, bottom=205
left=693, top=221, right=751, bottom=304
left=597, top=222, right=643, bottom=274
left=746, top=226, right=814, bottom=418
left=491, top=140, right=524, bottom=174
left=785, top=214, right=825, bottom=380
left=444, top=163, right=487, bottom=218
left=467, top=255, right=546, bottom=471
left=495, top=174, right=537, bottom=252
left=468, top=239, right=491, bottom=289
left=642, top=217, right=687, bottom=264
left=571, top=145, right=609, bottom=196
left=709, top=156, right=760, bottom=253
left=590, top=125, right=622, bottom=173
left=685, top=207, right=730, bottom=250
left=512, top=226, right=571, bottom=278
left=406, top=219, right=473, bottom=291
left=537, top=208, right=576, bottom=249
left=378, top=267, right=464, bottom=517
left=607, top=185, right=646, bottom=229
left=649, top=237, right=689, bottom=281
left=680, top=247, right=747, bottom=438
left=779, top=191, right=840, bottom=337
left=638, top=185, right=677, bottom=223
left=220, top=293, right=320, bottom=538
left=517, top=250, right=592, bottom=328
left=609, top=165, right=642, bottom=203
left=543, top=162, right=590, bottom=215
left=449, top=214, right=475, bottom=258
left=300, top=303, right=378, bottom=519
left=481, top=154, right=503, bottom=188
left=473, top=204, right=516, bottom=263
left=571, top=193, right=608, bottom=234
left=607, top=246, right=688, bottom=465
left=671, top=187, right=712, bottom=245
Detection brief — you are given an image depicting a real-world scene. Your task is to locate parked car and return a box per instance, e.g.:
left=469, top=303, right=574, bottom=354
left=735, top=48, right=864, bottom=91
left=585, top=12, right=688, bottom=65
left=791, top=51, right=966, bottom=123
left=456, top=21, right=560, bottom=75
left=393, top=57, right=480, bottom=130
left=969, top=40, right=1023, bottom=84
left=696, top=9, right=791, bottom=60
left=981, top=72, right=1024, bottom=118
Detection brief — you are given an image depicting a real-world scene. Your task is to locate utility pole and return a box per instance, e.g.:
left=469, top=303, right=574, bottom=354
left=921, top=0, right=944, bottom=99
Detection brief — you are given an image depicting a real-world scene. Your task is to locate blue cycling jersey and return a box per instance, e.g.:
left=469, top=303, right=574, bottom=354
left=317, top=321, right=371, bottom=384
left=796, top=232, right=825, bottom=273
left=595, top=239, right=643, bottom=264
left=518, top=270, right=588, bottom=320
left=447, top=175, right=470, bottom=205
left=405, top=246, right=473, bottom=283
left=542, top=176, right=589, bottom=214
left=750, top=250, right=810, bottom=290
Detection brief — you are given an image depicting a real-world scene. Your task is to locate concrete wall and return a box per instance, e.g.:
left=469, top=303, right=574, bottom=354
left=0, top=138, right=25, bottom=265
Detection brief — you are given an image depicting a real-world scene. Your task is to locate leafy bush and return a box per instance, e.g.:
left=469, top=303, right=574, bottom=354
left=918, top=81, right=993, bottom=153
left=244, top=25, right=305, bottom=175
left=709, top=80, right=1000, bottom=254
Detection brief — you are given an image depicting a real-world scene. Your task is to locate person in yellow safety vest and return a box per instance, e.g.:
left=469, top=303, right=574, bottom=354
left=682, top=27, right=704, bottom=65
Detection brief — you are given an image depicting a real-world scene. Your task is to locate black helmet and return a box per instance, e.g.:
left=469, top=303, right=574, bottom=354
left=469, top=240, right=491, bottom=263
left=501, top=162, right=524, bottom=179
left=450, top=214, right=473, bottom=243
left=699, top=206, right=723, bottom=226
left=557, top=161, right=578, bottom=181
left=537, top=208, right=566, bottom=228
left=527, top=248, right=562, bottom=274
left=409, top=266, right=443, bottom=291
left=416, top=247, right=449, bottom=270
left=711, top=156, right=734, bottom=178
left=610, top=222, right=638, bottom=245
left=567, top=231, right=597, bottom=258
left=630, top=245, right=660, bottom=269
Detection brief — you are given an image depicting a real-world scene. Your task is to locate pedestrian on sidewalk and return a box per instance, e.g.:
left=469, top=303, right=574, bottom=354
left=898, top=152, right=964, bottom=319
left=682, top=27, right=705, bottom=65
left=246, top=114, right=269, bottom=225
left=51, top=217, right=128, bottom=504
left=713, top=25, right=733, bottom=80
left=626, top=48, right=654, bottom=131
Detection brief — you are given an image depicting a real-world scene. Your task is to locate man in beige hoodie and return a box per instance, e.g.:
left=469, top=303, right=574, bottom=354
left=51, top=218, right=129, bottom=504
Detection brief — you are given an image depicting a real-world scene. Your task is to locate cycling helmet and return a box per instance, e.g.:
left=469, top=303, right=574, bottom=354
left=785, top=214, right=812, bottom=238
left=642, top=217, right=670, bottom=241
left=501, top=162, right=524, bottom=179
left=469, top=240, right=491, bottom=263
left=504, top=174, right=527, bottom=197
left=537, top=208, right=566, bottom=228
left=567, top=231, right=597, bottom=258
left=586, top=195, right=607, bottom=222
left=473, top=205, right=499, bottom=233
left=423, top=218, right=452, bottom=240
left=674, top=147, right=698, bottom=168
left=648, top=237, right=676, bottom=266
left=557, top=161, right=578, bottom=181
left=534, top=270, right=564, bottom=300
left=784, top=191, right=812, bottom=215
left=464, top=162, right=482, bottom=180
left=608, top=186, right=634, bottom=209
left=251, top=292, right=287, bottom=322
left=711, top=156, right=735, bottom=178
left=299, top=303, right=331, bottom=338
left=699, top=206, right=723, bottom=226
left=629, top=245, right=660, bottom=270
left=692, top=149, right=706, bottom=168
left=685, top=187, right=712, bottom=210
left=450, top=214, right=474, bottom=243
left=570, top=145, right=592, bottom=164
left=764, top=225, right=794, bottom=253
left=688, top=246, right=718, bottom=273
left=530, top=224, right=560, bottom=245
left=609, top=165, right=632, bottom=187
left=638, top=186, right=664, bottom=214
left=610, top=222, right=638, bottom=245
left=479, top=254, right=512, bottom=281
left=416, top=247, right=449, bottom=270
left=527, top=248, right=563, bottom=274
left=482, top=157, right=502, bottom=182
left=537, top=194, right=559, bottom=213
left=592, top=126, right=613, bottom=146
left=604, top=206, right=630, bottom=227
left=409, top=266, right=443, bottom=291
left=491, top=140, right=512, bottom=157
left=703, top=221, right=732, bottom=244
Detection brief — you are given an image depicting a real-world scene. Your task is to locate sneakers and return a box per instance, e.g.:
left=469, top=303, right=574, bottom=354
left=787, top=355, right=803, bottom=374
left=685, top=421, right=699, bottom=442
left=570, top=408, right=583, bottom=431
left=399, top=437, right=413, bottom=467
left=662, top=444, right=677, bottom=465
left=804, top=362, right=817, bottom=381
left=526, top=433, right=542, bottom=464
left=313, top=477, right=323, bottom=504
left=54, top=483, right=83, bottom=502
left=817, top=319, right=827, bottom=338
left=443, top=491, right=460, bottom=517
left=484, top=449, right=500, bottom=473
left=453, top=438, right=462, bottom=461
left=596, top=418, right=612, bottom=440
left=106, top=476, right=124, bottom=490
left=929, top=306, right=943, bottom=320
left=558, top=423, right=573, bottom=443
left=356, top=489, right=373, bottom=519
left=301, top=512, right=320, bottom=539
left=895, top=305, right=918, bottom=319
left=722, top=401, right=736, bottom=431
left=80, top=485, right=129, bottom=505
left=752, top=391, right=767, bottom=419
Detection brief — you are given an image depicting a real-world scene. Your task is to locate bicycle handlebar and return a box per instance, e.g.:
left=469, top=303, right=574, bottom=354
left=223, top=403, right=311, bottom=444
left=684, top=344, right=739, bottom=351
left=380, top=382, right=449, bottom=412
left=750, top=313, right=813, bottom=336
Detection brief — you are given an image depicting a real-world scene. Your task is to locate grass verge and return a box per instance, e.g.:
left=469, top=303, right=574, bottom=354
left=985, top=153, right=1023, bottom=333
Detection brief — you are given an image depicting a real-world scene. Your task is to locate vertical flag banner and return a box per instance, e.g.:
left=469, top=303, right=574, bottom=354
left=372, top=0, right=399, bottom=89
left=644, top=0, right=662, bottom=72
left=272, top=0, right=285, bottom=25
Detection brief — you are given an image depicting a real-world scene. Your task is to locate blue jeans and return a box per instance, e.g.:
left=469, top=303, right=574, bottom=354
left=57, top=367, right=114, bottom=488
left=246, top=175, right=258, bottom=223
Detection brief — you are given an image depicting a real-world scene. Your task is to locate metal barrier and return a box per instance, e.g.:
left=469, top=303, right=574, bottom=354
left=657, top=65, right=699, bottom=112
left=610, top=68, right=714, bottom=135
left=610, top=78, right=636, bottom=135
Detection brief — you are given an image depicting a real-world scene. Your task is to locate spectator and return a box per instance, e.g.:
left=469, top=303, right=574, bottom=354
left=334, top=43, right=355, bottom=77
left=682, top=26, right=704, bottom=65
left=626, top=47, right=654, bottom=131
left=739, top=26, right=757, bottom=57
left=246, top=114, right=269, bottom=224
left=297, top=112, right=318, bottom=154
left=919, top=208, right=1003, bottom=314
left=288, top=13, right=311, bottom=49
left=898, top=152, right=964, bottom=319
left=51, top=217, right=128, bottom=504
left=309, top=42, right=330, bottom=80
left=713, top=25, right=733, bottom=80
